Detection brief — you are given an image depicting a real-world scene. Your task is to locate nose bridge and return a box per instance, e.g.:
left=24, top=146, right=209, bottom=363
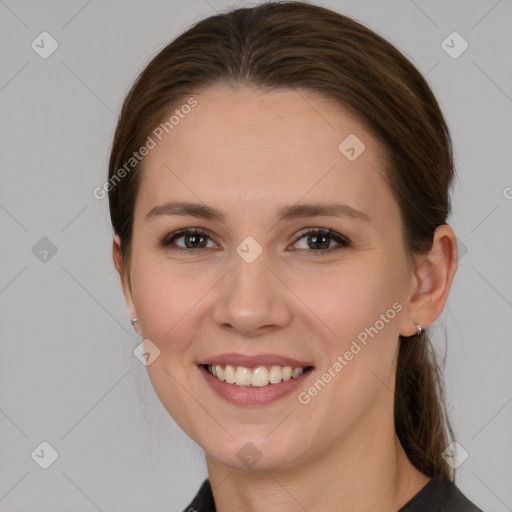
left=228, top=241, right=275, bottom=307
left=212, top=239, right=290, bottom=333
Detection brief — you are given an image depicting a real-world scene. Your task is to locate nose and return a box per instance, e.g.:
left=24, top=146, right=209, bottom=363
left=212, top=248, right=292, bottom=337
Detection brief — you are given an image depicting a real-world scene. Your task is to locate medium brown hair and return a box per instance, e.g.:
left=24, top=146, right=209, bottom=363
left=108, top=0, right=456, bottom=481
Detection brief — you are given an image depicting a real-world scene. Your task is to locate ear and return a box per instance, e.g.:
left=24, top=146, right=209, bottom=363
left=399, top=224, right=458, bottom=337
left=113, top=234, right=139, bottom=333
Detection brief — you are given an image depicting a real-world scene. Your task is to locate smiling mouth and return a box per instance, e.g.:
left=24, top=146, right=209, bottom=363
left=202, top=364, right=314, bottom=387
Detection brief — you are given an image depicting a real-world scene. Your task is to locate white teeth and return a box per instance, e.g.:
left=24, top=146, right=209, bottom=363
left=235, top=366, right=253, bottom=386
left=291, top=367, right=304, bottom=378
left=282, top=366, right=292, bottom=381
left=269, top=366, right=283, bottom=384
left=252, top=366, right=269, bottom=387
left=207, top=364, right=307, bottom=387
left=224, top=365, right=236, bottom=384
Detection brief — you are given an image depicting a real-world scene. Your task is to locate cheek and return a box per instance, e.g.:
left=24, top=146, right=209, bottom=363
left=131, top=258, right=203, bottom=350
left=131, top=262, right=209, bottom=440
left=293, top=259, right=404, bottom=407
left=292, top=262, right=402, bottom=345
left=294, top=269, right=402, bottom=434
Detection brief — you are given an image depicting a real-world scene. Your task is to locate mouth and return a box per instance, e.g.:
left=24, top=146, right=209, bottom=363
left=198, top=358, right=315, bottom=406
left=201, top=363, right=314, bottom=387
left=196, top=353, right=315, bottom=405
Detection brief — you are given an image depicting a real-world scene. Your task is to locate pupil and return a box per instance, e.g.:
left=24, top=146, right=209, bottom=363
left=185, top=234, right=206, bottom=248
left=309, top=234, right=329, bottom=249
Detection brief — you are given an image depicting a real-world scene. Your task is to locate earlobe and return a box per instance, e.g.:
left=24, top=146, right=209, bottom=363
left=130, top=317, right=141, bottom=335
left=399, top=225, right=458, bottom=337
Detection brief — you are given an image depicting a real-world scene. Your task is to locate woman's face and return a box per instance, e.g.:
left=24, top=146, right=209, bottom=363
left=120, top=84, right=419, bottom=471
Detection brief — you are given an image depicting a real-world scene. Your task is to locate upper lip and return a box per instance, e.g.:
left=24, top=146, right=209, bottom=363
left=197, top=353, right=314, bottom=369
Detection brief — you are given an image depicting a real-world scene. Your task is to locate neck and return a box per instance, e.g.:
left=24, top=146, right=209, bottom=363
left=205, top=423, right=429, bottom=512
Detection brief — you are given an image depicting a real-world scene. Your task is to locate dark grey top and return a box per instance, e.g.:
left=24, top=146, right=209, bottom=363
left=182, top=474, right=484, bottom=511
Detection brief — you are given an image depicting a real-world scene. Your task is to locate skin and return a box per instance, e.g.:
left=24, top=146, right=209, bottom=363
left=113, top=83, right=458, bottom=512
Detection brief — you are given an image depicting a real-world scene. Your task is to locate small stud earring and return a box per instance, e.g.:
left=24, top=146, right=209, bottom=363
left=130, top=318, right=139, bottom=325
left=415, top=322, right=422, bottom=335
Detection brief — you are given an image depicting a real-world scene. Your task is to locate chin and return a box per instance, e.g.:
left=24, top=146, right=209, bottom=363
left=203, top=434, right=307, bottom=473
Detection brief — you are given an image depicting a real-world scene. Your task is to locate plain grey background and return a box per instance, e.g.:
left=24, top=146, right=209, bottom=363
left=1, top=0, right=511, bottom=510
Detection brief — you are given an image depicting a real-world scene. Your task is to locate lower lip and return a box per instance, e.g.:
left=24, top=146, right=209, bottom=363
left=198, top=365, right=313, bottom=406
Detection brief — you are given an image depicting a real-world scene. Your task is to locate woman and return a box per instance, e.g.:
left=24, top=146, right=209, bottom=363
left=108, top=2, right=484, bottom=510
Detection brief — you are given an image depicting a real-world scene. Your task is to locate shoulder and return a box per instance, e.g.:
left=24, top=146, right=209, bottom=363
left=181, top=475, right=485, bottom=512
left=399, top=474, right=484, bottom=512
left=181, top=479, right=215, bottom=512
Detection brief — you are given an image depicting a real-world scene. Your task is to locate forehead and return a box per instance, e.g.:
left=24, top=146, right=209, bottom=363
left=134, top=84, right=395, bottom=225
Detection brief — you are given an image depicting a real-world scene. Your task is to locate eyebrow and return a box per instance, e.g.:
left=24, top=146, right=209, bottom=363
left=144, top=200, right=371, bottom=224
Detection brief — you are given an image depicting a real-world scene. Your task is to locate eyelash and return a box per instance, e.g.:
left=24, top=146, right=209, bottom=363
left=159, top=227, right=351, bottom=256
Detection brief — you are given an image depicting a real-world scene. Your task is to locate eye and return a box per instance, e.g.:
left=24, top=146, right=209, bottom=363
left=290, top=228, right=351, bottom=254
left=160, top=228, right=218, bottom=254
